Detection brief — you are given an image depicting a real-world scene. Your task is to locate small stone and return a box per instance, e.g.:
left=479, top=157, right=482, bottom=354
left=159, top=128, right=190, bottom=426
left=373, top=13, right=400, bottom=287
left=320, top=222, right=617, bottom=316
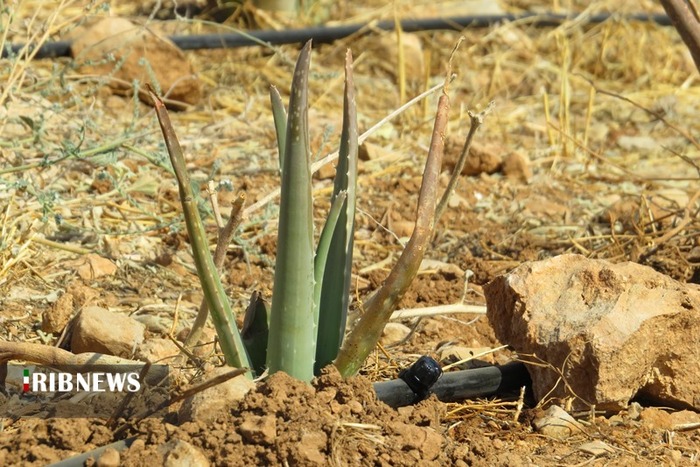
left=179, top=368, right=255, bottom=423
left=533, top=405, right=585, bottom=440
left=96, top=447, right=120, bottom=467
left=71, top=306, right=145, bottom=358
left=315, top=163, right=335, bottom=180
left=640, top=408, right=673, bottom=430
left=135, top=338, right=180, bottom=363
left=41, top=292, right=74, bottom=334
left=66, top=282, right=99, bottom=307
left=159, top=439, right=210, bottom=467
left=445, top=140, right=503, bottom=176
left=373, top=33, right=424, bottom=82
left=391, top=423, right=443, bottom=461
left=73, top=254, right=118, bottom=281
left=380, top=323, right=411, bottom=346
left=297, top=431, right=327, bottom=464
left=502, top=151, right=532, bottom=182
left=347, top=399, right=363, bottom=415
left=238, top=414, right=276, bottom=444
left=578, top=440, right=615, bottom=456
left=627, top=402, right=642, bottom=420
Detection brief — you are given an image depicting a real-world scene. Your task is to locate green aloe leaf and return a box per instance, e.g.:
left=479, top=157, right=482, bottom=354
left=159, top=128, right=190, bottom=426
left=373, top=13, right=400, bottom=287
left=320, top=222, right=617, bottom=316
left=148, top=89, right=251, bottom=374
left=269, top=85, right=287, bottom=173
left=266, top=40, right=317, bottom=382
left=315, top=50, right=359, bottom=374
left=241, top=291, right=270, bottom=376
left=313, top=190, right=348, bottom=320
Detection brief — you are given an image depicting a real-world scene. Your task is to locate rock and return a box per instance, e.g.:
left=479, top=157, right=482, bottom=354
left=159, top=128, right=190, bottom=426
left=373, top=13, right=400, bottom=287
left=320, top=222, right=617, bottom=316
left=502, top=151, right=532, bottom=183
left=71, top=17, right=202, bottom=108
left=72, top=254, right=118, bottom=281
left=578, top=440, right=615, bottom=456
left=41, top=292, right=74, bottom=334
left=627, top=401, right=642, bottom=420
left=71, top=306, right=145, bottom=358
left=380, top=323, right=411, bottom=346
left=314, top=163, right=335, bottom=180
left=159, top=439, right=209, bottom=467
left=179, top=368, right=255, bottom=423
left=438, top=345, right=494, bottom=369
left=135, top=338, right=180, bottom=363
left=532, top=405, right=585, bottom=439
left=640, top=408, right=700, bottom=430
left=238, top=414, right=277, bottom=444
left=96, top=447, right=120, bottom=467
left=485, top=254, right=700, bottom=411
left=444, top=140, right=503, bottom=176
left=373, top=33, right=425, bottom=83
left=391, top=423, right=444, bottom=461
left=297, top=431, right=327, bottom=464
left=66, top=281, right=99, bottom=307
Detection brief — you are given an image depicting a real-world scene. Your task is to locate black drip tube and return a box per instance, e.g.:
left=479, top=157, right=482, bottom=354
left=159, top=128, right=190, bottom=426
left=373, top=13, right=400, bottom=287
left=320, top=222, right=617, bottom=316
left=374, top=361, right=531, bottom=408
left=2, top=12, right=672, bottom=60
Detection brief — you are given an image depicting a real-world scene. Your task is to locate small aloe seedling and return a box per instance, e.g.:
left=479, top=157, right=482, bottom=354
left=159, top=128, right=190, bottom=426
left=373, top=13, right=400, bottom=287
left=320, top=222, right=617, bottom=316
left=150, top=39, right=453, bottom=383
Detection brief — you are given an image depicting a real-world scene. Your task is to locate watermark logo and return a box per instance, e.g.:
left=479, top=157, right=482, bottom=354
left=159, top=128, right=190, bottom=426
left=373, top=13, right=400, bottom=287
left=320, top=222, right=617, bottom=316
left=2, top=364, right=170, bottom=419
left=21, top=368, right=142, bottom=393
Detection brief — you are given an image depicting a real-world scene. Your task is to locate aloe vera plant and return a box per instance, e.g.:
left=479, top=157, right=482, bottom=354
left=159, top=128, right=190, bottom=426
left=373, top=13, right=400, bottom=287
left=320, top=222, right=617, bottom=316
left=150, top=40, right=452, bottom=383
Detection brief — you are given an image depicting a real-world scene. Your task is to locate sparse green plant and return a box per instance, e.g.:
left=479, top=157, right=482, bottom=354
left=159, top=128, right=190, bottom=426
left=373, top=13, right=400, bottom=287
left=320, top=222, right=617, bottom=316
left=150, top=40, right=453, bottom=382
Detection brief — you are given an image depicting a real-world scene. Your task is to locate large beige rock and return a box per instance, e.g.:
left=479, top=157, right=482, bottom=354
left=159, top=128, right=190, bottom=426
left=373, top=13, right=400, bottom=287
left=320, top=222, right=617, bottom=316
left=71, top=306, right=145, bottom=358
left=71, top=17, right=202, bottom=108
left=484, top=254, right=700, bottom=411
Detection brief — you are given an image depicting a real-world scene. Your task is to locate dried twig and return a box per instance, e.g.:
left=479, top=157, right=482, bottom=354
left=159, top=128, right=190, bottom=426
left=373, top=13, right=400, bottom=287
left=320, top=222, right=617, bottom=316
left=184, top=192, right=247, bottom=349
left=660, top=0, right=700, bottom=73
left=435, top=101, right=495, bottom=223
left=0, top=340, right=145, bottom=368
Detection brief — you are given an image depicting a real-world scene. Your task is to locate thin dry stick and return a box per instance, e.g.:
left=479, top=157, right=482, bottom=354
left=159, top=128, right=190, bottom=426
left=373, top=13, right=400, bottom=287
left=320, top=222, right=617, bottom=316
left=185, top=192, right=247, bottom=349
left=207, top=181, right=225, bottom=228
left=390, top=303, right=486, bottom=320
left=435, top=101, right=495, bottom=223
left=640, top=189, right=700, bottom=259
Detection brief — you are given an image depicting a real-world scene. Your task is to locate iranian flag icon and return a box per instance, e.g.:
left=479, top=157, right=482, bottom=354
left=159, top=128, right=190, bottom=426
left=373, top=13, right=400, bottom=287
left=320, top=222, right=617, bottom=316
left=23, top=369, right=29, bottom=392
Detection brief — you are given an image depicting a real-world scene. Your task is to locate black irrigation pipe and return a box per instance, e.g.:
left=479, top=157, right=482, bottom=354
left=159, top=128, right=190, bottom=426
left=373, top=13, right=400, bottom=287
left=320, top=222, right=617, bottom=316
left=2, top=12, right=673, bottom=60
left=374, top=361, right=531, bottom=408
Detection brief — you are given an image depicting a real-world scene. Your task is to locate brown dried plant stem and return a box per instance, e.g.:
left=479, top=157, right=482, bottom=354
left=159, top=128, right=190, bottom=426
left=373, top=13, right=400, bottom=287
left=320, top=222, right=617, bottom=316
left=0, top=341, right=142, bottom=368
left=334, top=90, right=450, bottom=378
left=184, top=192, right=246, bottom=348
left=148, top=89, right=250, bottom=372
left=434, top=102, right=493, bottom=223
left=660, top=0, right=700, bottom=74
